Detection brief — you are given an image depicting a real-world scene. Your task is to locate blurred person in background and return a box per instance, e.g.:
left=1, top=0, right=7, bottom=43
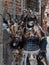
left=34, top=23, right=48, bottom=65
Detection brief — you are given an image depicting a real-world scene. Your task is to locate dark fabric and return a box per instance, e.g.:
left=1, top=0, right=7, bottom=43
left=37, top=52, right=48, bottom=65
left=23, top=16, right=37, bottom=22
left=39, top=30, right=47, bottom=51
left=47, top=26, right=49, bottom=33
left=20, top=14, right=37, bottom=22
left=23, top=36, right=39, bottom=51
left=27, top=23, right=34, bottom=28
left=3, top=18, right=8, bottom=25
left=10, top=21, right=14, bottom=25
left=40, top=30, right=46, bottom=37
left=27, top=56, right=30, bottom=65
left=39, top=38, right=47, bottom=51
left=10, top=37, right=19, bottom=49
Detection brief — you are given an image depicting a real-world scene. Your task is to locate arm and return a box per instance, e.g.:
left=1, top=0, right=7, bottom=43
left=34, top=25, right=42, bottom=39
